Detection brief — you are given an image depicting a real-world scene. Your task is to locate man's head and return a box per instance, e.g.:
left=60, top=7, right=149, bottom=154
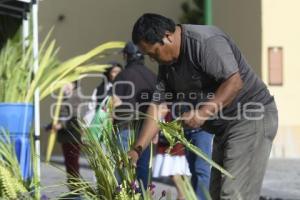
left=132, top=13, right=180, bottom=65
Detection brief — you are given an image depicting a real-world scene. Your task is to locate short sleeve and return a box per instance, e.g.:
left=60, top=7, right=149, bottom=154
left=203, top=35, right=239, bottom=81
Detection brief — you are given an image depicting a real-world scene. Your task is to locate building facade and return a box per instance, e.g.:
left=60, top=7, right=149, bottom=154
left=213, top=0, right=300, bottom=158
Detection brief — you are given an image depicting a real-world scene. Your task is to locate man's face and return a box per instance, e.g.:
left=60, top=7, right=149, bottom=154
left=138, top=39, right=175, bottom=65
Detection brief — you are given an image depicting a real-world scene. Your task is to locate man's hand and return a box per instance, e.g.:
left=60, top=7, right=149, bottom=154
left=127, top=103, right=166, bottom=167
left=181, top=110, right=206, bottom=128
left=128, top=150, right=139, bottom=167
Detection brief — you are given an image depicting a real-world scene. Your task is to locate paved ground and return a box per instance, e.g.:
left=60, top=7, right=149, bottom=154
left=261, top=159, right=300, bottom=200
left=40, top=157, right=177, bottom=199
left=40, top=157, right=300, bottom=200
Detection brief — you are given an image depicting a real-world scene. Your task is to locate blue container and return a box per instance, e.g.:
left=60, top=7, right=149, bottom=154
left=0, top=103, right=34, bottom=180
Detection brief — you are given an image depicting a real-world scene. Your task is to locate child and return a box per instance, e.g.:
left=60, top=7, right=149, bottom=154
left=152, top=113, right=191, bottom=200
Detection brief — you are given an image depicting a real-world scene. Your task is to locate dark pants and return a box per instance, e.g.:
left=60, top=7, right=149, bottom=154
left=210, top=102, right=278, bottom=200
left=136, top=145, right=150, bottom=189
left=62, top=143, right=81, bottom=182
left=185, top=129, right=213, bottom=200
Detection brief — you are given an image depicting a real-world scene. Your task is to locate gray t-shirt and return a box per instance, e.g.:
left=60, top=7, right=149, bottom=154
left=153, top=25, right=273, bottom=132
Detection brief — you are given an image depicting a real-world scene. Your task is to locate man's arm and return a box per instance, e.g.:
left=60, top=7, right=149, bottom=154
left=134, top=103, right=168, bottom=149
left=182, top=72, right=243, bottom=128
left=182, top=35, right=243, bottom=128
left=128, top=102, right=168, bottom=165
left=207, top=72, right=243, bottom=110
left=128, top=65, right=168, bottom=165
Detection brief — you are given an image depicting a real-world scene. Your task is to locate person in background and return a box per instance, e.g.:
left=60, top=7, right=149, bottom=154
left=84, top=62, right=122, bottom=124
left=152, top=112, right=191, bottom=200
left=51, top=81, right=88, bottom=197
left=111, top=41, right=156, bottom=189
left=152, top=102, right=213, bottom=199
left=95, top=62, right=123, bottom=106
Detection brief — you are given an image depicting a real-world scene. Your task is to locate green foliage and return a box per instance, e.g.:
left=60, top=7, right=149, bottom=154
left=158, top=120, right=234, bottom=179
left=62, top=121, right=141, bottom=200
left=26, top=36, right=125, bottom=102
left=0, top=130, right=29, bottom=199
left=180, top=0, right=205, bottom=24
left=0, top=29, right=125, bottom=103
left=176, top=176, right=211, bottom=200
left=61, top=106, right=232, bottom=199
left=0, top=33, right=34, bottom=102
left=60, top=100, right=149, bottom=199
left=0, top=29, right=125, bottom=199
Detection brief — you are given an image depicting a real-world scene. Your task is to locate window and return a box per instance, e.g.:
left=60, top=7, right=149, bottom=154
left=268, top=47, right=283, bottom=86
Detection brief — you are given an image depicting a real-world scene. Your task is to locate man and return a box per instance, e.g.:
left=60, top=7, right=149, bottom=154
left=115, top=42, right=212, bottom=197
left=112, top=41, right=157, bottom=189
left=128, top=13, right=278, bottom=200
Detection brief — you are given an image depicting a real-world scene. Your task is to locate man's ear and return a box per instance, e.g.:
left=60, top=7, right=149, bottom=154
left=163, top=32, right=173, bottom=44
left=162, top=36, right=172, bottom=45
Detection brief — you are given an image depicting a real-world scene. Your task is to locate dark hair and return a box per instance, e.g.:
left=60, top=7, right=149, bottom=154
left=132, top=13, right=176, bottom=45
left=104, top=62, right=122, bottom=81
left=123, top=41, right=144, bottom=64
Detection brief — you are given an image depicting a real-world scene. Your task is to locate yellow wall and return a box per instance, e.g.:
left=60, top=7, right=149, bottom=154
left=262, top=0, right=300, bottom=158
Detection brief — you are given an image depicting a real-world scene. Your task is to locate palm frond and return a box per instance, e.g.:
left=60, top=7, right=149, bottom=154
left=158, top=120, right=234, bottom=179
left=0, top=129, right=30, bottom=199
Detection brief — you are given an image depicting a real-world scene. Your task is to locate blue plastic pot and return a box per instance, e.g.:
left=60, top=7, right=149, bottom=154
left=0, top=103, right=34, bottom=180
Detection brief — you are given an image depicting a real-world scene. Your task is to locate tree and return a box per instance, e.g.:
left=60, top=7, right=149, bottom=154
left=179, top=0, right=205, bottom=24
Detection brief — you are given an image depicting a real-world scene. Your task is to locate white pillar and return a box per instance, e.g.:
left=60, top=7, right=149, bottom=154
left=32, top=0, right=41, bottom=198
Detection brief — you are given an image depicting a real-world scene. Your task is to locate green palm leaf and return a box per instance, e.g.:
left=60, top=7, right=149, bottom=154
left=159, top=120, right=234, bottom=179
